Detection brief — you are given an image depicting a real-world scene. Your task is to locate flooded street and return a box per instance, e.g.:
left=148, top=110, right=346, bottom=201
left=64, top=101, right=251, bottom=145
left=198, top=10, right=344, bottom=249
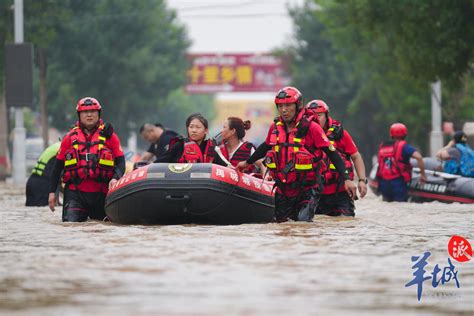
left=0, top=181, right=473, bottom=315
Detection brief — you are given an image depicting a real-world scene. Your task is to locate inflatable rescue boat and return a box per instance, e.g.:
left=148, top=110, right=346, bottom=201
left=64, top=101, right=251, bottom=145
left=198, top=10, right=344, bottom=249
left=105, top=163, right=275, bottom=224
left=369, top=158, right=474, bottom=204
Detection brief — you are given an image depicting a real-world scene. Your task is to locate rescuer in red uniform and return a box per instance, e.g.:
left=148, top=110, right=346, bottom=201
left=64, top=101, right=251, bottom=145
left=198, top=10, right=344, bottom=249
left=236, top=87, right=357, bottom=222
left=48, top=97, right=125, bottom=222
left=376, top=123, right=427, bottom=202
left=305, top=100, right=367, bottom=217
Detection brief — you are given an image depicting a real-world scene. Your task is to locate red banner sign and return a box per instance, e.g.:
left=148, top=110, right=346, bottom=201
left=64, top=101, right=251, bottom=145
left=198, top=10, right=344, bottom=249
left=186, top=53, right=289, bottom=93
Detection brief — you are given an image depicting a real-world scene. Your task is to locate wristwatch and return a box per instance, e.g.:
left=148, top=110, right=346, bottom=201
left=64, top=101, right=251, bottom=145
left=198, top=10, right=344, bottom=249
left=358, top=178, right=368, bottom=184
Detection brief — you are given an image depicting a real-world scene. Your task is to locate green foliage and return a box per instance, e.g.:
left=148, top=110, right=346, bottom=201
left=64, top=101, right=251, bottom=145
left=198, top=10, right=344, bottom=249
left=331, top=0, right=474, bottom=87
left=44, top=0, right=190, bottom=139
left=155, top=89, right=215, bottom=136
left=286, top=0, right=474, bottom=164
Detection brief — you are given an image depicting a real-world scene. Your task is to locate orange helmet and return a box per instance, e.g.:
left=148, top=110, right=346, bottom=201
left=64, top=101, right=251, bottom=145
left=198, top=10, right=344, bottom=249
left=76, top=97, right=102, bottom=112
left=305, top=99, right=329, bottom=114
left=275, top=86, right=303, bottom=109
left=390, top=123, right=408, bottom=138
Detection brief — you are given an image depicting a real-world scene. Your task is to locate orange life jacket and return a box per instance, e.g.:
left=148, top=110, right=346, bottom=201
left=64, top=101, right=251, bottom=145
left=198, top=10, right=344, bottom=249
left=321, top=118, right=354, bottom=194
left=62, top=120, right=115, bottom=184
left=264, top=111, right=324, bottom=195
left=178, top=138, right=216, bottom=163
left=376, top=140, right=412, bottom=182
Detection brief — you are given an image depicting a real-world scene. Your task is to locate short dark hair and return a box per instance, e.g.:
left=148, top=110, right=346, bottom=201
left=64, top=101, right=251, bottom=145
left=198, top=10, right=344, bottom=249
left=139, top=123, right=163, bottom=134
left=186, top=113, right=208, bottom=129
left=454, top=131, right=467, bottom=144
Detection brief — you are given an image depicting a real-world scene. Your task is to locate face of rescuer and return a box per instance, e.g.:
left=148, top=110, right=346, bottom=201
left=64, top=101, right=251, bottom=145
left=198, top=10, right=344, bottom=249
left=277, top=102, right=297, bottom=124
left=79, top=110, right=100, bottom=130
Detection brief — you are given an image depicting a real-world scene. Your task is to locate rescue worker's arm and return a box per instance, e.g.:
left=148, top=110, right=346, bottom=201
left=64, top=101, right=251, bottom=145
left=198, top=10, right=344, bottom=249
left=323, top=147, right=357, bottom=198
left=236, top=142, right=272, bottom=171
left=113, top=156, right=126, bottom=179
left=48, top=159, right=65, bottom=212
left=108, top=155, right=126, bottom=190
left=350, top=151, right=368, bottom=198
left=412, top=151, right=427, bottom=183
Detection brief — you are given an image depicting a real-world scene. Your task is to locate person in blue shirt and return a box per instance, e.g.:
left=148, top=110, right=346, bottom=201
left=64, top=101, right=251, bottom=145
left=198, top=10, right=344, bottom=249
left=376, top=123, right=427, bottom=202
left=437, top=131, right=474, bottom=177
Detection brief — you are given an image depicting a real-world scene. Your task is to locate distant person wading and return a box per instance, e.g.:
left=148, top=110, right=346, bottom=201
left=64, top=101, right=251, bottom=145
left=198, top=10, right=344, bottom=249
left=376, top=123, right=427, bottom=202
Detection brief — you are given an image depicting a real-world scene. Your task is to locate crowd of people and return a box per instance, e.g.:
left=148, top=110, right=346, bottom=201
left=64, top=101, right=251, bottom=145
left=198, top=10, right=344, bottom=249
left=24, top=86, right=472, bottom=222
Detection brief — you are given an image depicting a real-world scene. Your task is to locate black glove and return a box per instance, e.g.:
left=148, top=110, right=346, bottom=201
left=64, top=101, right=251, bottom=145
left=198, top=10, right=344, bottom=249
left=329, top=124, right=344, bottom=141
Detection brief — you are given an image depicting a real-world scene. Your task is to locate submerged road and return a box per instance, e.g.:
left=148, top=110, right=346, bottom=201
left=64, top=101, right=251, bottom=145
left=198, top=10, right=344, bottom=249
left=0, top=182, right=473, bottom=315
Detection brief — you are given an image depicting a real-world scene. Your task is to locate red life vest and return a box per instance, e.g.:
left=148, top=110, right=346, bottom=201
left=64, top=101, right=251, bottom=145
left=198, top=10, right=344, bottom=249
left=219, top=141, right=254, bottom=164
left=62, top=120, right=115, bottom=184
left=264, top=111, right=324, bottom=196
left=321, top=118, right=354, bottom=194
left=376, top=140, right=412, bottom=182
left=178, top=138, right=216, bottom=163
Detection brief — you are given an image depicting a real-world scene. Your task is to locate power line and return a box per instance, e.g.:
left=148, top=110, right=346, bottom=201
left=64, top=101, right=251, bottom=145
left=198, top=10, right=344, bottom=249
left=180, top=12, right=288, bottom=19
left=175, top=1, right=258, bottom=12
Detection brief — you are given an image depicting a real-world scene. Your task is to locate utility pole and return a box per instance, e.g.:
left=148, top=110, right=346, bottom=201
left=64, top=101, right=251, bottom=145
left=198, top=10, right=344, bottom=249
left=12, top=0, right=26, bottom=185
left=430, top=80, right=443, bottom=157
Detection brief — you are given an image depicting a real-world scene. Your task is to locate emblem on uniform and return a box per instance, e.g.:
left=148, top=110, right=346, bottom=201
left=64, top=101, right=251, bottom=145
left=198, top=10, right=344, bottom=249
left=168, top=163, right=192, bottom=173
left=66, top=153, right=73, bottom=160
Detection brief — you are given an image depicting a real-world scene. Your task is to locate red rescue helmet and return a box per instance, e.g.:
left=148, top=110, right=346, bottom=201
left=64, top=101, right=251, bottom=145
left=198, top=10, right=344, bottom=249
left=76, top=97, right=102, bottom=112
left=390, top=123, right=408, bottom=138
left=305, top=99, right=329, bottom=113
left=275, top=86, right=303, bottom=109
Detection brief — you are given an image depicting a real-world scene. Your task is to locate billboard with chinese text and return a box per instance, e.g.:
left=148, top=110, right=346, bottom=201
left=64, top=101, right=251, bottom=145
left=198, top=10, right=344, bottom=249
left=186, top=53, right=289, bottom=93
left=212, top=97, right=276, bottom=145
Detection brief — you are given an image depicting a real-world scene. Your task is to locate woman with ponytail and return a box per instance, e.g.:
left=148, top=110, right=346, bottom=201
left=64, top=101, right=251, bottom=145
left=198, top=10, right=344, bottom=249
left=217, top=117, right=265, bottom=175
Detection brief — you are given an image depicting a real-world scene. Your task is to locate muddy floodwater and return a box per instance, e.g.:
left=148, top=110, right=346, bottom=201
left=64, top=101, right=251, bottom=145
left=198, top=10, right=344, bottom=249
left=0, top=182, right=473, bottom=315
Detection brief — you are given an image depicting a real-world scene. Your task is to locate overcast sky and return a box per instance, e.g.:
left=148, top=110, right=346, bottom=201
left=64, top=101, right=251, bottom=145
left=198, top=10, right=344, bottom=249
left=166, top=0, right=305, bottom=53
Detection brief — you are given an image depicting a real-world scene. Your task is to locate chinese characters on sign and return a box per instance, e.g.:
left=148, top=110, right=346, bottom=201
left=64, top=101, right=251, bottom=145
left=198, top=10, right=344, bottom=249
left=186, top=53, right=289, bottom=93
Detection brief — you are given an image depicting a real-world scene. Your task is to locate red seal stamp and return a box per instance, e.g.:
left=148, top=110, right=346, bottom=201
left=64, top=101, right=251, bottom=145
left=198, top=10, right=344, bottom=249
left=448, top=235, right=472, bottom=262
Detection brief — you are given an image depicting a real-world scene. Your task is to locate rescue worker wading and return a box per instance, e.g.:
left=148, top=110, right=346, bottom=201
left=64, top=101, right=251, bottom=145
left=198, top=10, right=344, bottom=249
left=48, top=97, right=125, bottom=222
left=305, top=100, right=367, bottom=217
left=26, top=142, right=60, bottom=206
left=376, top=123, right=427, bottom=202
left=236, top=87, right=357, bottom=222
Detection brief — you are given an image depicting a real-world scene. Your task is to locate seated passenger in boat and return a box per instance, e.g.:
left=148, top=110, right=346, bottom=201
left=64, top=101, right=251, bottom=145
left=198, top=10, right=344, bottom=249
left=155, top=113, right=227, bottom=166
left=216, top=117, right=266, bottom=175
left=436, top=131, right=474, bottom=177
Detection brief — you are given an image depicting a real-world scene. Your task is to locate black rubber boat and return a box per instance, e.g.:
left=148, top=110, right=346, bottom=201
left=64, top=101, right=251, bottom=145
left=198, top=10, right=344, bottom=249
left=369, top=158, right=474, bottom=204
left=105, top=163, right=275, bottom=224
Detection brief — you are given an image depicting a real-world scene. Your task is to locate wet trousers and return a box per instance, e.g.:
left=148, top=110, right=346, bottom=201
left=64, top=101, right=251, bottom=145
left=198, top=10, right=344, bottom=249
left=316, top=191, right=355, bottom=217
left=62, top=187, right=106, bottom=222
left=274, top=188, right=319, bottom=222
left=378, top=177, right=408, bottom=202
